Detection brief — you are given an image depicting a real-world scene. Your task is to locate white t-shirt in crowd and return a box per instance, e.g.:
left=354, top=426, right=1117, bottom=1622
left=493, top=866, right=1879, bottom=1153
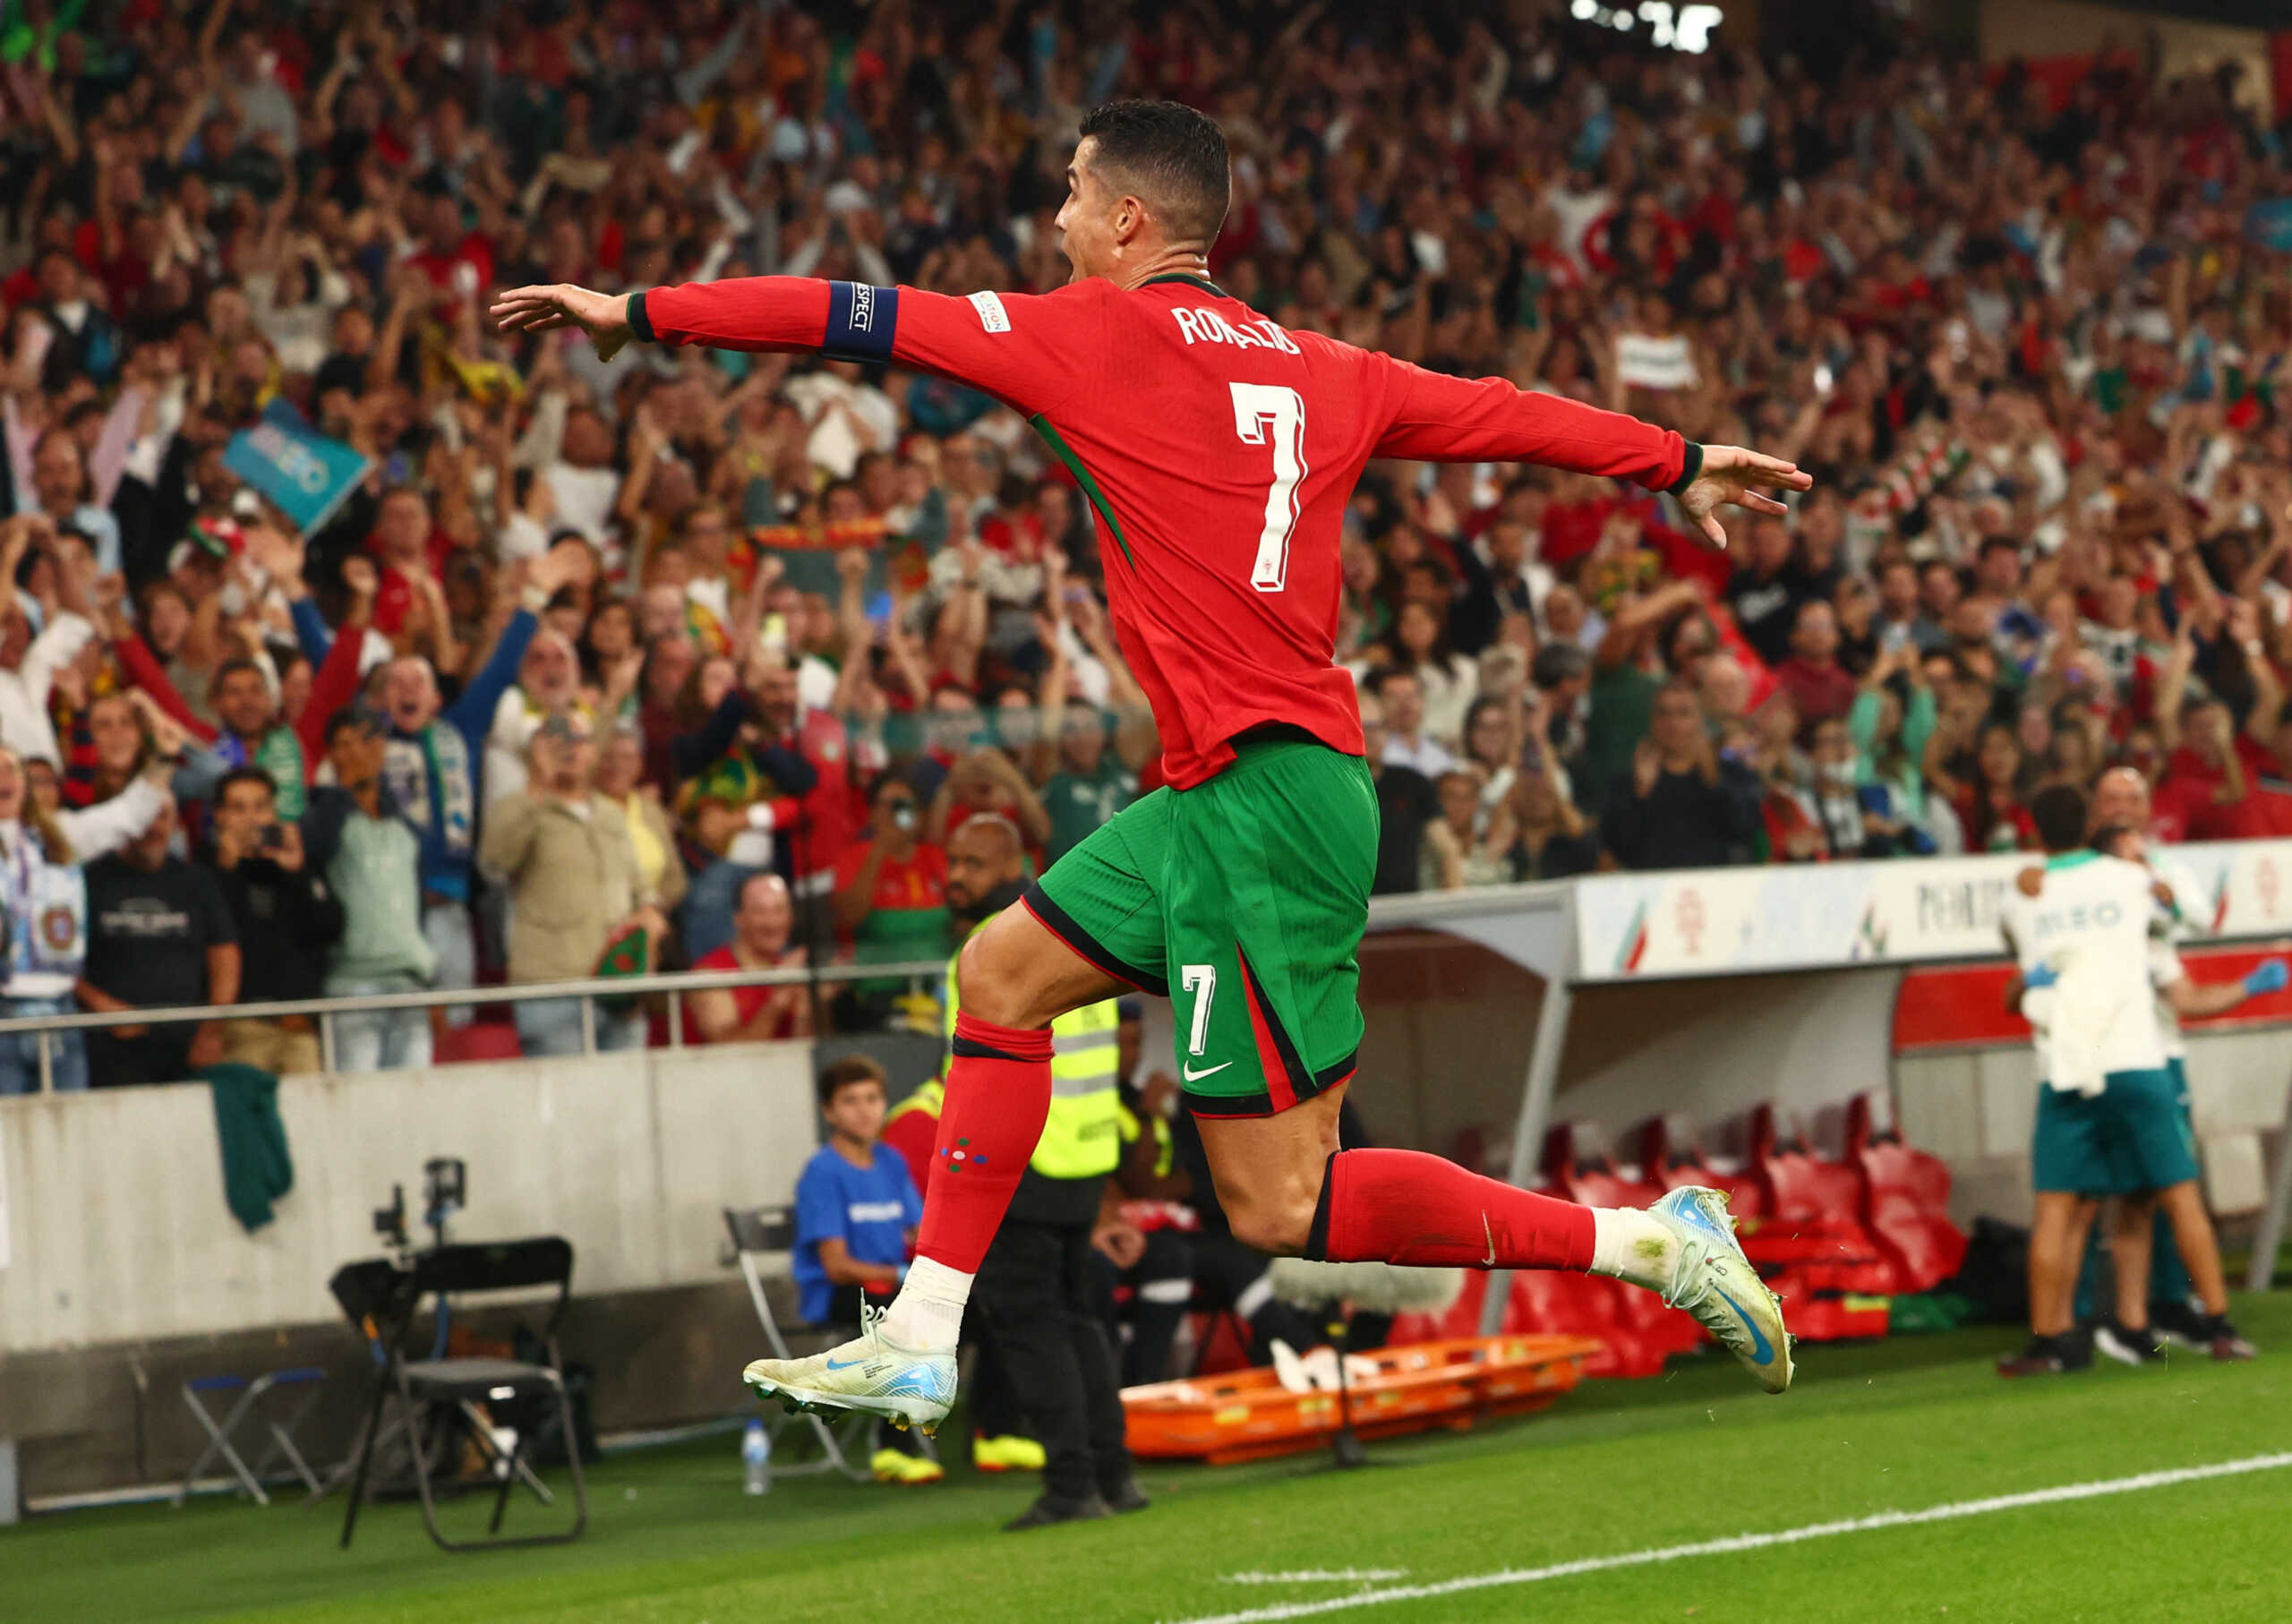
left=2000, top=851, right=2168, bottom=1093
left=542, top=463, right=621, bottom=544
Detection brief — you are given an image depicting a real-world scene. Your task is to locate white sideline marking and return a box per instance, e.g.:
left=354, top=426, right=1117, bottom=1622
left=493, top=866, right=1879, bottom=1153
left=1165, top=1452, right=2292, bottom=1624
left=1221, top=1571, right=1411, bottom=1586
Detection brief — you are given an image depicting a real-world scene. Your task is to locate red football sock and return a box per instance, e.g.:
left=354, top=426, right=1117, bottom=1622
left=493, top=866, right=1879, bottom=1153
left=1316, top=1148, right=1595, bottom=1270
left=913, top=1012, right=1053, bottom=1274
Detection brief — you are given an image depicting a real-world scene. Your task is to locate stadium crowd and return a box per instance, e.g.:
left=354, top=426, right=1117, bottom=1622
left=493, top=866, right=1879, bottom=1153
left=1, top=0, right=2290, bottom=1086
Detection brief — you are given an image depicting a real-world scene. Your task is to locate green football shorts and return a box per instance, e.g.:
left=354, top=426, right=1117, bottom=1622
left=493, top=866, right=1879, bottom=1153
left=1022, top=734, right=1377, bottom=1117
left=2031, top=1067, right=2201, bottom=1196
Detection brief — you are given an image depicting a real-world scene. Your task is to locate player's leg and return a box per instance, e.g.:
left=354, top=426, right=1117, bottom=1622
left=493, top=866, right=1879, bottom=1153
left=1056, top=1220, right=1145, bottom=1513
left=2006, top=1087, right=2106, bottom=1372
left=2112, top=1065, right=2252, bottom=1355
left=1170, top=738, right=1790, bottom=1391
left=973, top=1219, right=1106, bottom=1529
left=2147, top=1059, right=2201, bottom=1341
left=1193, top=1089, right=1790, bottom=1389
left=2099, top=1072, right=2245, bottom=1364
left=2056, top=1198, right=2100, bottom=1330
left=742, top=796, right=1168, bottom=1427
left=2153, top=1184, right=2230, bottom=1314
left=2023, top=1192, right=2088, bottom=1335
left=2095, top=1192, right=2168, bottom=1364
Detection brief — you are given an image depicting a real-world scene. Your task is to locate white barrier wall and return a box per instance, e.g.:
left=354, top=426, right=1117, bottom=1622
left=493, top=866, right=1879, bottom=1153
left=0, top=1041, right=816, bottom=1354
left=1556, top=969, right=1903, bottom=1147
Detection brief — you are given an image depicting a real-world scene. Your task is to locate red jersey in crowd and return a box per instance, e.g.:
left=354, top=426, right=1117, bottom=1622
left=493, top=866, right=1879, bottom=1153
left=786, top=706, right=865, bottom=884
left=686, top=944, right=805, bottom=1041
left=635, top=272, right=1696, bottom=788
left=2161, top=738, right=2292, bottom=842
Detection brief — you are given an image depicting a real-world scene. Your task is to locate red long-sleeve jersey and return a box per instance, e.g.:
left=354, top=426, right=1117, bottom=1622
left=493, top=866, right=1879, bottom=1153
left=633, top=273, right=1697, bottom=788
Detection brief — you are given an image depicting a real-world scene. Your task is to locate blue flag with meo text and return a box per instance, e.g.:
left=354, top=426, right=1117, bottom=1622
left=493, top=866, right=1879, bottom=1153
left=224, top=404, right=372, bottom=537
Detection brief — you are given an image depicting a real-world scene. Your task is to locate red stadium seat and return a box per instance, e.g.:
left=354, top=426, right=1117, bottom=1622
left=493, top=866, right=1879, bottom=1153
left=1535, top=1126, right=1704, bottom=1363
left=1741, top=1105, right=1895, bottom=1295
left=1749, top=1106, right=1865, bottom=1228
left=1632, top=1113, right=1766, bottom=1219
left=1542, top=1122, right=1665, bottom=1210
left=1505, top=1264, right=1650, bottom=1377
left=1766, top=1280, right=1892, bottom=1342
left=1844, top=1095, right=1968, bottom=1294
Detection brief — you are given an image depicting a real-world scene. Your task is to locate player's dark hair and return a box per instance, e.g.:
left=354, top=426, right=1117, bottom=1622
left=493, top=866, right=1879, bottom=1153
left=817, top=1054, right=887, bottom=1108
left=1077, top=99, right=1230, bottom=245
left=214, top=656, right=267, bottom=691
left=2030, top=783, right=2088, bottom=852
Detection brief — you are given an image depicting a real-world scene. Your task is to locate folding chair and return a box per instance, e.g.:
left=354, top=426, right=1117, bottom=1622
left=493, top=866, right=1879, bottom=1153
left=338, top=1236, right=588, bottom=1553
left=172, top=1367, right=325, bottom=1506
left=723, top=1206, right=915, bottom=1482
left=311, top=1259, right=412, bottom=1505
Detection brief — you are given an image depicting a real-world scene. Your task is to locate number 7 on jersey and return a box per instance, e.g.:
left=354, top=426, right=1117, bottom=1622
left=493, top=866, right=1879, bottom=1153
left=1229, top=382, right=1306, bottom=593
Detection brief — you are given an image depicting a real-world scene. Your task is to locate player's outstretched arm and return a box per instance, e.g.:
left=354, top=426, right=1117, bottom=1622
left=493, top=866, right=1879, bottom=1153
left=494, top=276, right=1099, bottom=420
left=1369, top=357, right=1810, bottom=548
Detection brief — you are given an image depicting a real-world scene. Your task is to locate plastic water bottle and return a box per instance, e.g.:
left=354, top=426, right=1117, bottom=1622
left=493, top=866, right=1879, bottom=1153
left=742, top=1418, right=772, bottom=1496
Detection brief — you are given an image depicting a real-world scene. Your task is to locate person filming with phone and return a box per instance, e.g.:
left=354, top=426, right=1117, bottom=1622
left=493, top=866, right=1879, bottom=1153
left=832, top=770, right=949, bottom=1030
left=205, top=767, right=343, bottom=1076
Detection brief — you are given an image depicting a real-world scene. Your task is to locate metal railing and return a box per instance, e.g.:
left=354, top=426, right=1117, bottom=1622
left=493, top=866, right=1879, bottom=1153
left=0, top=958, right=949, bottom=1091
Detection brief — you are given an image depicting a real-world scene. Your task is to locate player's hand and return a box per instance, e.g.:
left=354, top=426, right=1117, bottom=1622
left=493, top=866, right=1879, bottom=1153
left=492, top=284, right=635, bottom=364
left=1091, top=1221, right=1146, bottom=1270
left=2023, top=962, right=2059, bottom=992
left=2244, top=959, right=2288, bottom=997
left=1678, top=445, right=1815, bottom=551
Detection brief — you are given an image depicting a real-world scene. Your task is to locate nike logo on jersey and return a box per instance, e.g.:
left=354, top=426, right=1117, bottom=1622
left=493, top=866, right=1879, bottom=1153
left=1482, top=1215, right=1496, bottom=1267
left=1182, top=1060, right=1233, bottom=1082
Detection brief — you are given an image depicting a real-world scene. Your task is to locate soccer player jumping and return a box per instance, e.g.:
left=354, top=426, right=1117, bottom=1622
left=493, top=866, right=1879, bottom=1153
left=497, top=100, right=1806, bottom=1427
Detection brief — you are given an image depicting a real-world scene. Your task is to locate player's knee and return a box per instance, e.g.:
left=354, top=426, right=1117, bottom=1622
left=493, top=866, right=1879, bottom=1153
left=1225, top=1183, right=1318, bottom=1256
left=956, top=920, right=1036, bottom=1028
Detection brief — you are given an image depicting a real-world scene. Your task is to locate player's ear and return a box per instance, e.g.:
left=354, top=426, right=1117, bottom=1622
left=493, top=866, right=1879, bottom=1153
left=1112, top=192, right=1145, bottom=252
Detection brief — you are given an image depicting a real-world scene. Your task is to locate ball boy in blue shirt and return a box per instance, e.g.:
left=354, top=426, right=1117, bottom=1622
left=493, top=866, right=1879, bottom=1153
left=791, top=1055, right=938, bottom=1483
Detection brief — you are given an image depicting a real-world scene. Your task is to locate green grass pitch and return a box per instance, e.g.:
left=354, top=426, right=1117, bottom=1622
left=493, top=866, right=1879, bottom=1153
left=10, top=1294, right=2292, bottom=1624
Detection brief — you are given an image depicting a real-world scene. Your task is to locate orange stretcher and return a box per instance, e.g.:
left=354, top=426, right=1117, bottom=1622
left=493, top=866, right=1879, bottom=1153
left=1121, top=1334, right=1604, bottom=1466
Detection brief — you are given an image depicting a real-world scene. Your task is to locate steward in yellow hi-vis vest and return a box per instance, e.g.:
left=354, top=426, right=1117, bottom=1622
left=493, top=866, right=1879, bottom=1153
left=940, top=812, right=1142, bottom=1524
